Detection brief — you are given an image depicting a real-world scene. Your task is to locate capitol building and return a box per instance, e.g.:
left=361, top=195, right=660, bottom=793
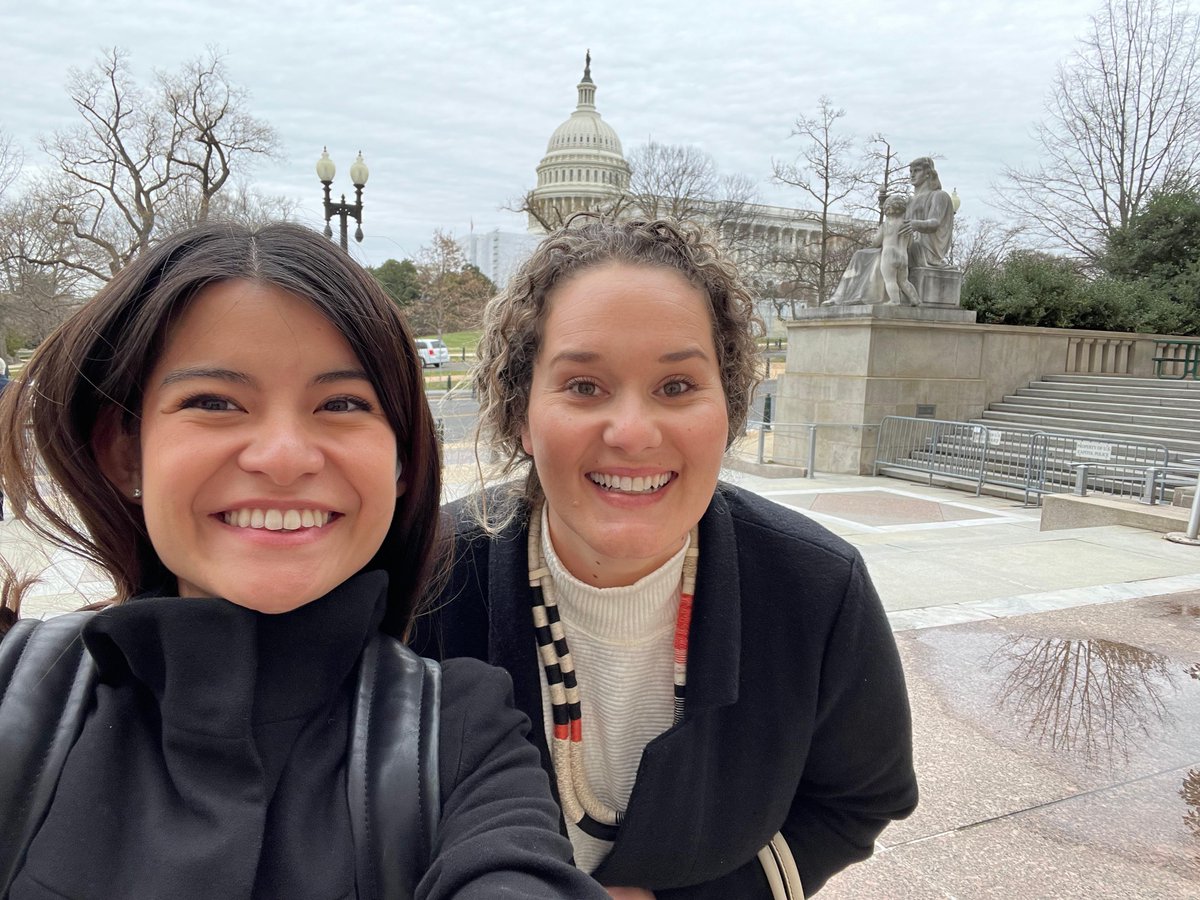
left=462, top=54, right=858, bottom=324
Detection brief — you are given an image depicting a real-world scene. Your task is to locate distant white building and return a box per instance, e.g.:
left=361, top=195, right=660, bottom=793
left=458, top=229, right=541, bottom=289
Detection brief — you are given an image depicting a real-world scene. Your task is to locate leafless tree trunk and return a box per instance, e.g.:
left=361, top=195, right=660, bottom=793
left=772, top=97, right=872, bottom=305
left=997, top=0, right=1200, bottom=261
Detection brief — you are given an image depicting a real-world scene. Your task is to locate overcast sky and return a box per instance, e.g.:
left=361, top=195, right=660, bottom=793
left=2, top=0, right=1103, bottom=267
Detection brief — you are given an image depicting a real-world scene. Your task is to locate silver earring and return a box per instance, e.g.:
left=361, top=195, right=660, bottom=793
left=132, top=487, right=143, bottom=499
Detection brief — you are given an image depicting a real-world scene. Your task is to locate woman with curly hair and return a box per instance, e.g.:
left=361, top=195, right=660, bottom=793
left=411, top=215, right=918, bottom=898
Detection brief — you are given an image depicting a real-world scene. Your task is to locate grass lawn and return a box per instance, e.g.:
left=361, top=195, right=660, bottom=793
left=417, top=331, right=479, bottom=351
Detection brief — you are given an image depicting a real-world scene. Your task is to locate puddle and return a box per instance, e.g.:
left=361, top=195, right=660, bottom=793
left=988, top=636, right=1176, bottom=764
left=909, top=629, right=1200, bottom=774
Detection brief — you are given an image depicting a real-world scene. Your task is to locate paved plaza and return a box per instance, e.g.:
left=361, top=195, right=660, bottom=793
left=3, top=464, right=1198, bottom=897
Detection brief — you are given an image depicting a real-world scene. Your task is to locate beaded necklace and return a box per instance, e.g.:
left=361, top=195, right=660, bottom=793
left=527, top=499, right=699, bottom=841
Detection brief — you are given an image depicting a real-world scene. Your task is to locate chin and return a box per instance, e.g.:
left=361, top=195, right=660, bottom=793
left=219, top=579, right=327, bottom=614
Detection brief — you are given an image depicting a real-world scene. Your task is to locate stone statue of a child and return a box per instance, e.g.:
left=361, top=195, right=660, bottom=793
left=878, top=193, right=921, bottom=306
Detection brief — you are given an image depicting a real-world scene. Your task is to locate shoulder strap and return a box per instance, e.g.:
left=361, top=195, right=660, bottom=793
left=348, top=633, right=441, bottom=900
left=0, top=612, right=97, bottom=894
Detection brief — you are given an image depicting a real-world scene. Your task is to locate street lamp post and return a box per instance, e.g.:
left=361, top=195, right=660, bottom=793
left=316, top=148, right=369, bottom=251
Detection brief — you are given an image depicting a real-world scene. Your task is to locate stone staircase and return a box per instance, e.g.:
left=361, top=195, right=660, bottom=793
left=875, top=374, right=1200, bottom=506
left=977, top=374, right=1200, bottom=462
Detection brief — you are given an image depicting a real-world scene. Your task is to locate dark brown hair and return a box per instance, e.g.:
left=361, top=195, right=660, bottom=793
left=0, top=222, right=441, bottom=637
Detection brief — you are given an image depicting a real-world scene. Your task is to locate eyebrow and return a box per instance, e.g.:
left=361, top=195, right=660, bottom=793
left=547, top=348, right=711, bottom=366
left=159, top=367, right=372, bottom=387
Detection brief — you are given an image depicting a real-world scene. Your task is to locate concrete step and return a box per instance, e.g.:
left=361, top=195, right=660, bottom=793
left=1041, top=373, right=1200, bottom=391
left=1017, top=391, right=1200, bottom=420
left=974, top=412, right=1200, bottom=457
left=1030, top=379, right=1200, bottom=402
left=988, top=401, right=1200, bottom=429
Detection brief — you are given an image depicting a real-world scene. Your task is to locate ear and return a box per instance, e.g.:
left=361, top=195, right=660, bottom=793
left=520, top=421, right=533, bottom=457
left=93, top=407, right=142, bottom=503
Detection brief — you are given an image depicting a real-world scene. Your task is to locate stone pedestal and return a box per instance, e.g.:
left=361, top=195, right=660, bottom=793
left=796, top=304, right=976, bottom=324
left=776, top=310, right=987, bottom=474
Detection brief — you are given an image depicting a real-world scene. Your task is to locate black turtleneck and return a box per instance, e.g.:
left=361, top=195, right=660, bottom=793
left=13, top=571, right=385, bottom=900
left=11, top=571, right=607, bottom=900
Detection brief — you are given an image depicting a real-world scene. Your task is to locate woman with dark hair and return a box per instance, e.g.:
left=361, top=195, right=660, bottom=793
left=412, top=216, right=918, bottom=898
left=0, top=222, right=607, bottom=900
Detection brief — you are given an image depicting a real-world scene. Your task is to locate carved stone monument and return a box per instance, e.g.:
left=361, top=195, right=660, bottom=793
left=820, top=157, right=967, bottom=316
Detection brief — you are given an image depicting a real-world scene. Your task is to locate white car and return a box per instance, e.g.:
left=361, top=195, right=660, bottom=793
left=416, top=338, right=451, bottom=368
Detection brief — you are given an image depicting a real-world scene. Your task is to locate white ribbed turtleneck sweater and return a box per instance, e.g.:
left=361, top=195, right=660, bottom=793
left=536, top=507, right=689, bottom=874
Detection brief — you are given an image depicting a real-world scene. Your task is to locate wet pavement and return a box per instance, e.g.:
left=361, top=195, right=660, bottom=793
left=3, top=461, right=1199, bottom=897
left=840, top=592, right=1200, bottom=899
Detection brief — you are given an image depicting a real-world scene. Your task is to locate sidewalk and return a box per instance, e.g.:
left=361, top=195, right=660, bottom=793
left=722, top=469, right=1200, bottom=899
left=3, top=466, right=1198, bottom=897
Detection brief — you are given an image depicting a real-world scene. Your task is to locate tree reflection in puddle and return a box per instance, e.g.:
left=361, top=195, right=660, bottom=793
left=988, top=636, right=1176, bottom=764
left=1183, top=769, right=1200, bottom=842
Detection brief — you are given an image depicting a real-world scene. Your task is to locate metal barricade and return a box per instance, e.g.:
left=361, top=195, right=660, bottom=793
left=1026, top=433, right=1170, bottom=504
left=874, top=416, right=1172, bottom=506
left=874, top=416, right=992, bottom=495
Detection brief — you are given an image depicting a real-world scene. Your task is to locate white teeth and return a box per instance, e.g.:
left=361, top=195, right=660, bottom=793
left=222, top=508, right=331, bottom=531
left=588, top=473, right=671, bottom=493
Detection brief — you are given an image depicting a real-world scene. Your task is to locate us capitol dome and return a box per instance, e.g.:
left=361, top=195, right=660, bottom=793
left=527, top=52, right=631, bottom=231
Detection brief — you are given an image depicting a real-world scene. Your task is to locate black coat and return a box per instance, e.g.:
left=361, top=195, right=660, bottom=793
left=411, top=485, right=919, bottom=898
left=11, top=571, right=607, bottom=900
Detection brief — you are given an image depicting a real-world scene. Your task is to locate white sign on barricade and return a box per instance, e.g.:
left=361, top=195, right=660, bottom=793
left=1074, top=440, right=1114, bottom=461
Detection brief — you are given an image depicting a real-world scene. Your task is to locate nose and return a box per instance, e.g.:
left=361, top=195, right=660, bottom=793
left=237, top=414, right=325, bottom=485
left=603, top=393, right=662, bottom=453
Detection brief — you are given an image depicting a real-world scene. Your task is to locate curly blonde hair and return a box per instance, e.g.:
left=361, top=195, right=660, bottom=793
left=470, top=215, right=764, bottom=517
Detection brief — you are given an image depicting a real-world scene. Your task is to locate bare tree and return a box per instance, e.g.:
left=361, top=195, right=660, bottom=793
left=998, top=0, right=1200, bottom=261
left=160, top=49, right=278, bottom=227
left=772, top=97, right=872, bottom=305
left=862, top=134, right=904, bottom=224
left=0, top=128, right=21, bottom=200
left=951, top=216, right=1028, bottom=272
left=505, top=186, right=630, bottom=233
left=413, top=230, right=495, bottom=336
left=0, top=196, right=88, bottom=347
left=22, top=47, right=277, bottom=283
left=625, top=141, right=719, bottom=222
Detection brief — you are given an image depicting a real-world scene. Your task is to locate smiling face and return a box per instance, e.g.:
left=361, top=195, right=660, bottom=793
left=521, top=263, right=728, bottom=587
left=122, top=279, right=400, bottom=612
